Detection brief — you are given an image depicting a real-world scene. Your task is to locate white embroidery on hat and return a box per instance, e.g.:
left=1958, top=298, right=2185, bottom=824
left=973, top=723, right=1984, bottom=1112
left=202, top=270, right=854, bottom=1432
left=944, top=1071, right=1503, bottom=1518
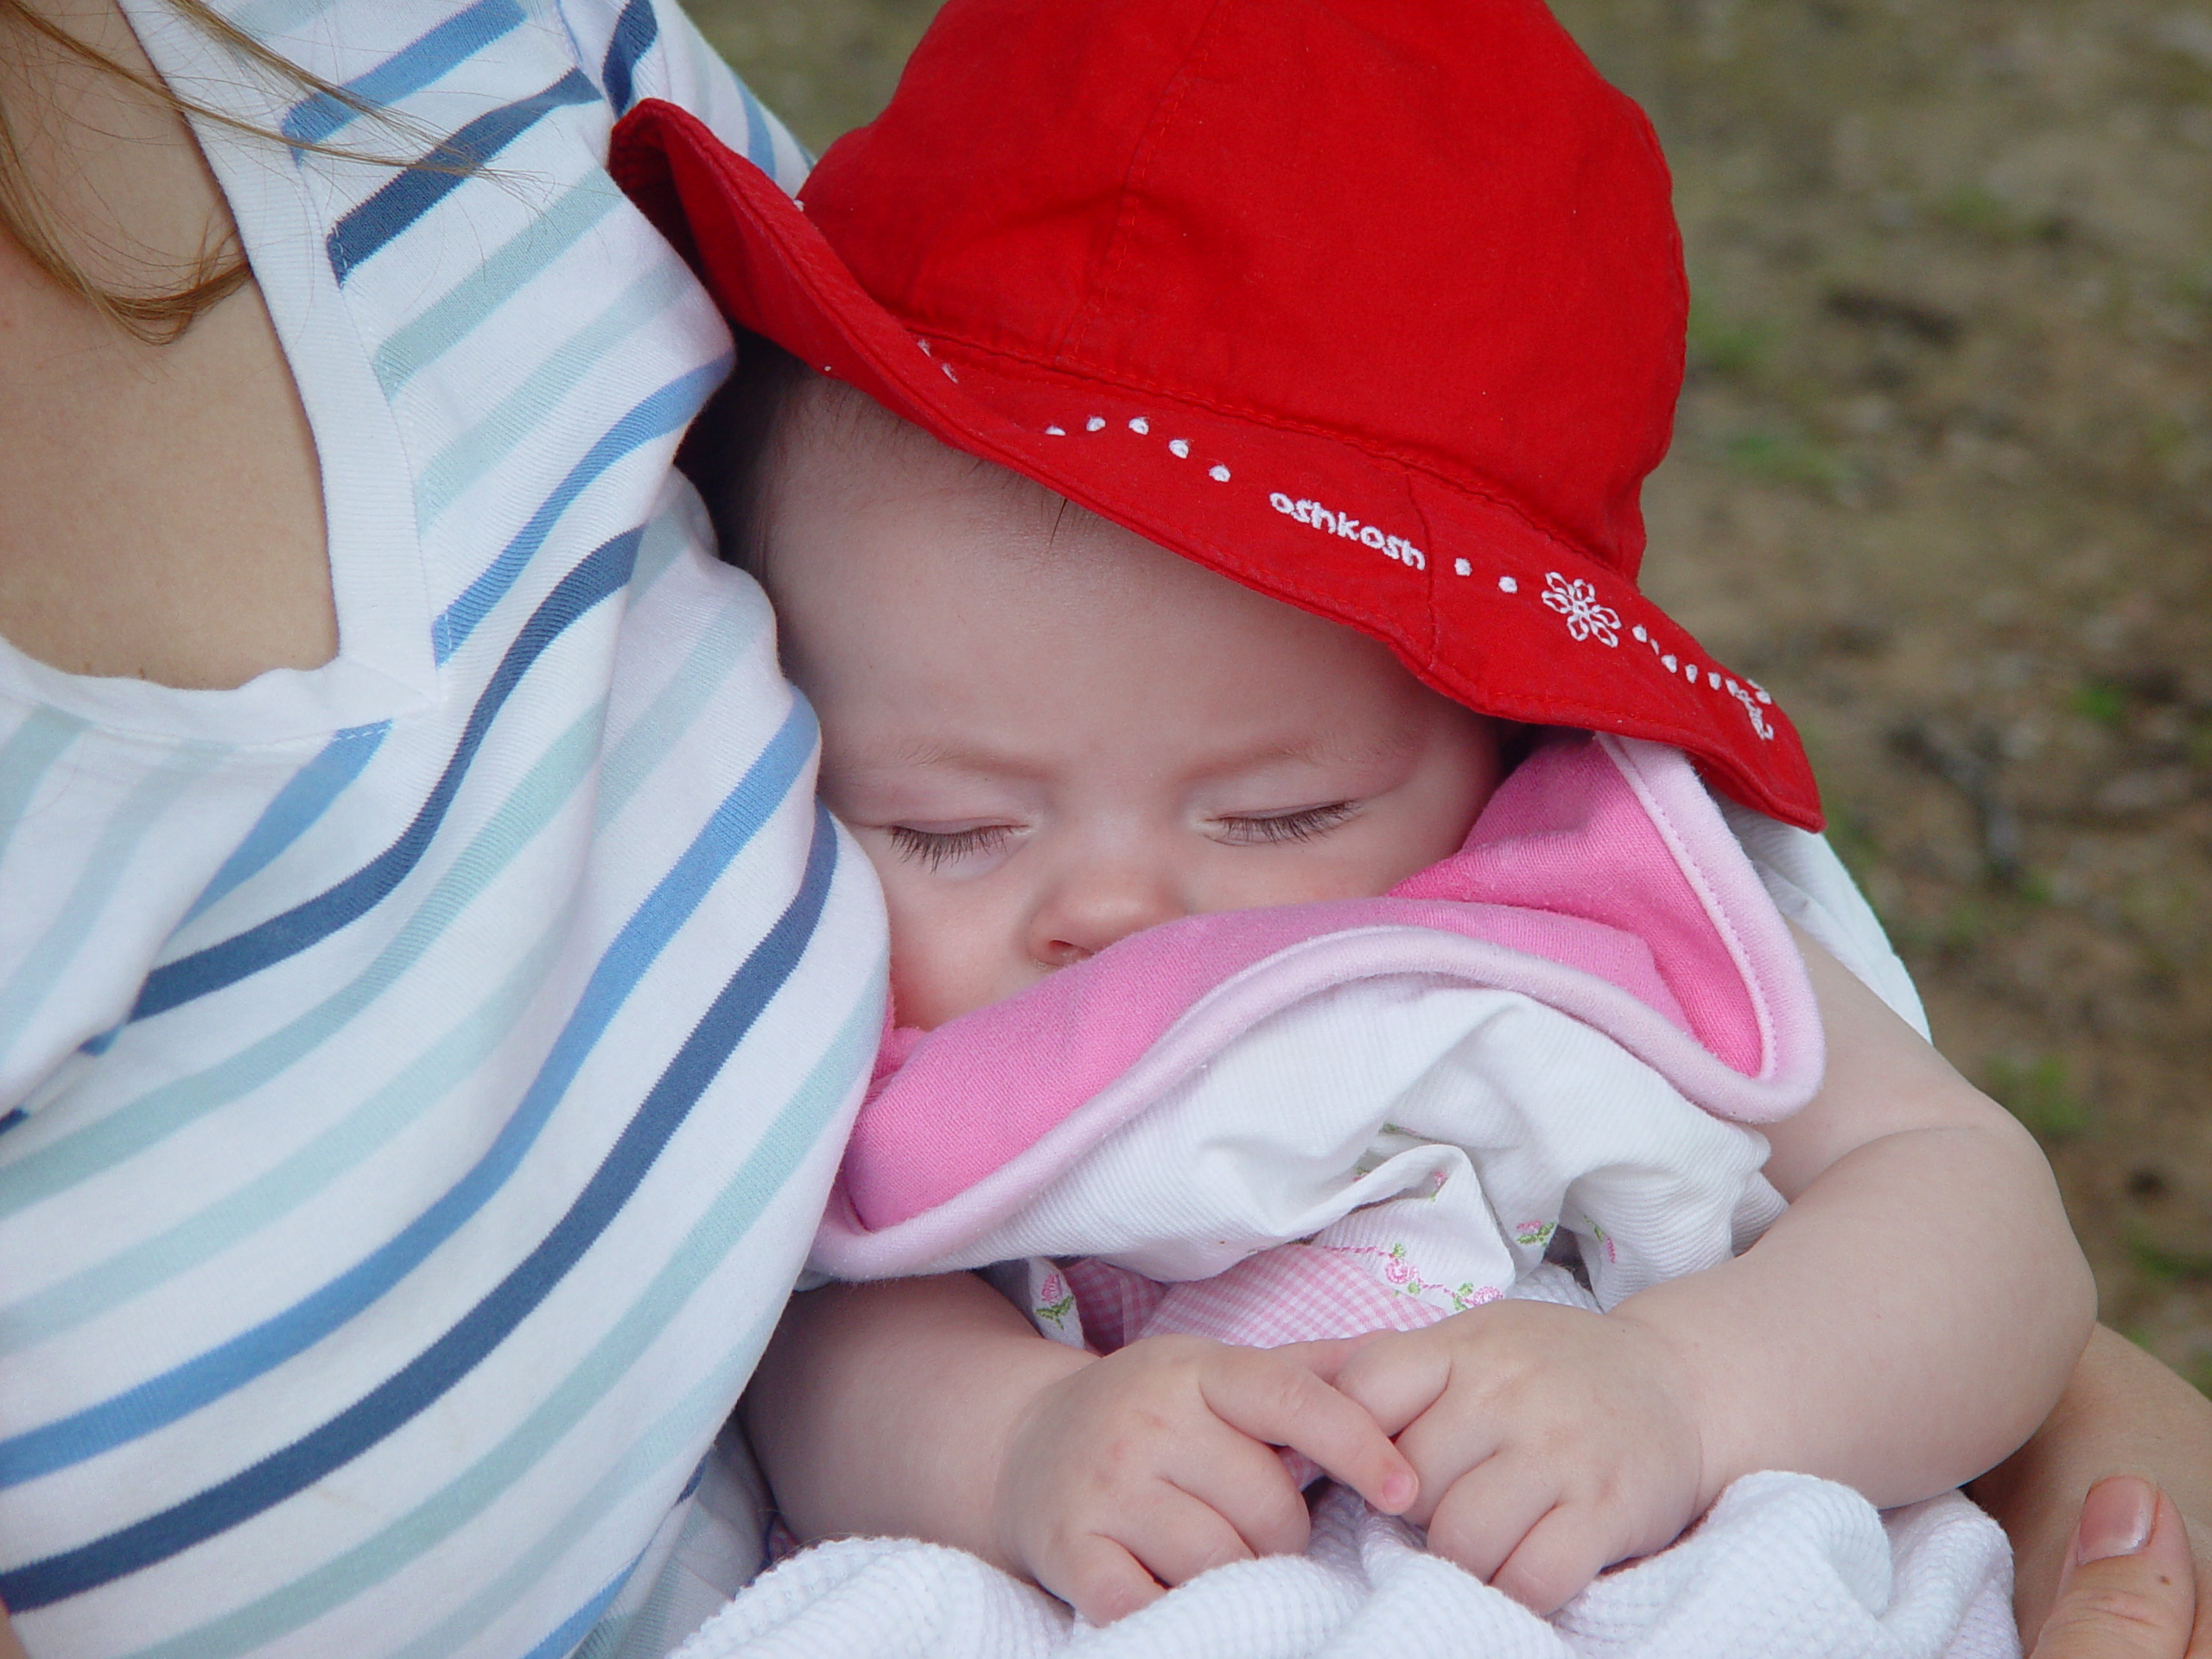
left=1632, top=624, right=1649, bottom=642
left=1541, top=573, right=1621, bottom=647
left=1497, top=574, right=1516, bottom=592
left=1729, top=682, right=1776, bottom=740
left=1129, top=417, right=1150, bottom=434
left=917, top=339, right=932, bottom=354
left=1747, top=678, right=1773, bottom=706
left=1662, top=653, right=1678, bottom=671
left=1210, top=465, right=1232, bottom=481
left=1269, top=493, right=1426, bottom=569
left=941, top=364, right=958, bottom=382
left=1683, top=662, right=1701, bottom=682
left=1046, top=426, right=1066, bottom=435
left=1086, top=416, right=1106, bottom=431
left=1169, top=439, right=1191, bottom=458
left=1454, top=559, right=1472, bottom=576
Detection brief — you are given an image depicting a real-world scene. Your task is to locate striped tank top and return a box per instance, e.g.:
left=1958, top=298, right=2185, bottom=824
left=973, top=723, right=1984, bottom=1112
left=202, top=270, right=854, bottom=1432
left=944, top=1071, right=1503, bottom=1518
left=0, top=3, right=887, bottom=1656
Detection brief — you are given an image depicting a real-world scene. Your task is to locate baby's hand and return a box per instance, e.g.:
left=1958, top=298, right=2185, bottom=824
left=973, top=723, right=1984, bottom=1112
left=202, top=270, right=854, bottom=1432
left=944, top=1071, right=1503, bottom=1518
left=994, top=1333, right=1418, bottom=1624
left=1334, top=1300, right=1708, bottom=1614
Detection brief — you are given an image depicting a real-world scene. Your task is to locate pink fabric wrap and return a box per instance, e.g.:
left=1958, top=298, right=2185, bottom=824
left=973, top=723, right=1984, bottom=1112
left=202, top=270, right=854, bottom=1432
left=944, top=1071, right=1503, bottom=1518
left=817, top=734, right=1821, bottom=1274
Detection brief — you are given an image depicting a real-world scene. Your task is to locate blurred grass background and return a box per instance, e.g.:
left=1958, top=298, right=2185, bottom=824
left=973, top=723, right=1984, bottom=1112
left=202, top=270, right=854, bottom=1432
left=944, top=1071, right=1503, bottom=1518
left=678, top=0, right=2212, bottom=1389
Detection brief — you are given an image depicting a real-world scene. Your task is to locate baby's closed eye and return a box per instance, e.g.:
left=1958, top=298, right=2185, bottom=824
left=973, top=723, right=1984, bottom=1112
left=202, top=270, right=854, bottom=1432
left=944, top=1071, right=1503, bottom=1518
left=1212, top=802, right=1359, bottom=846
left=887, top=823, right=1021, bottom=869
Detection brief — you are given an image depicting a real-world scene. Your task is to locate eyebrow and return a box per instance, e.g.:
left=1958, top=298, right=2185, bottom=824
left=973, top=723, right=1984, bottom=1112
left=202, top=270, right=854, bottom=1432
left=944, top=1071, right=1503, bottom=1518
left=843, top=723, right=1424, bottom=779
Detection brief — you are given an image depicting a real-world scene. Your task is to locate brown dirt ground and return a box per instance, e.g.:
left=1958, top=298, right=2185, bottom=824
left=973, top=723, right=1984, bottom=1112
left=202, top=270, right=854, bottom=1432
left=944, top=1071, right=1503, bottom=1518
left=679, top=0, right=2212, bottom=1389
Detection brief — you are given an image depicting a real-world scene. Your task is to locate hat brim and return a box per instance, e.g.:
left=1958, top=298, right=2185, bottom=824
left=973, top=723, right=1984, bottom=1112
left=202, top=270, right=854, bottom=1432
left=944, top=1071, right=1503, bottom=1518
left=610, top=99, right=1821, bottom=831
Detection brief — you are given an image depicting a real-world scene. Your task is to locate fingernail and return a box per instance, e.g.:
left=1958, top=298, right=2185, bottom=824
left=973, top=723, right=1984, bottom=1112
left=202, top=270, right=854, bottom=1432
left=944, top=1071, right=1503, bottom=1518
left=1381, top=1471, right=1417, bottom=1511
left=2075, top=1475, right=2158, bottom=1564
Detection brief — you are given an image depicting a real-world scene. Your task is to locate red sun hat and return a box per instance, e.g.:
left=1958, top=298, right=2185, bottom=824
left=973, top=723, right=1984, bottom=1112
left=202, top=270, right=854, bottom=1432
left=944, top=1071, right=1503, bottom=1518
left=608, top=0, right=1821, bottom=830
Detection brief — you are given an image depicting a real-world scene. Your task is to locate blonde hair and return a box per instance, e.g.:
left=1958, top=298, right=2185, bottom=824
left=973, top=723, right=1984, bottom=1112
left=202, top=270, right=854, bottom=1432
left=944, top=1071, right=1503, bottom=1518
left=0, top=0, right=448, bottom=341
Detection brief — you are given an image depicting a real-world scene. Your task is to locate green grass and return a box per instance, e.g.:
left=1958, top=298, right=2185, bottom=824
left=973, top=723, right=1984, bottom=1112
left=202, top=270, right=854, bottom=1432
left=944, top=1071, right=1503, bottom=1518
left=1721, top=428, right=1847, bottom=492
left=2069, top=680, right=2129, bottom=728
left=1935, top=186, right=2067, bottom=245
left=2127, top=1229, right=2212, bottom=1285
left=1984, top=1053, right=2090, bottom=1141
left=1687, top=298, right=1774, bottom=379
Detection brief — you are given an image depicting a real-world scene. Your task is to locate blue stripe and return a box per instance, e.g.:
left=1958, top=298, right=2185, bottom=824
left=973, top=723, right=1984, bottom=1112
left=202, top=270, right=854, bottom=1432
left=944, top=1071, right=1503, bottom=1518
left=0, top=709, right=87, bottom=867
left=130, top=533, right=639, bottom=1025
left=600, top=0, right=658, bottom=115
left=0, top=703, right=817, bottom=1487
left=0, top=1109, right=24, bottom=1136
left=117, top=985, right=878, bottom=1659
left=434, top=357, right=729, bottom=663
left=281, top=0, right=524, bottom=146
left=325, top=70, right=599, bottom=283
left=0, top=750, right=223, bottom=1060
left=182, top=723, right=389, bottom=926
left=523, top=1564, right=638, bottom=1659
left=372, top=180, right=620, bottom=396
left=0, top=809, right=839, bottom=1611
left=741, top=81, right=777, bottom=173
left=229, top=0, right=338, bottom=39
left=415, top=264, right=690, bottom=525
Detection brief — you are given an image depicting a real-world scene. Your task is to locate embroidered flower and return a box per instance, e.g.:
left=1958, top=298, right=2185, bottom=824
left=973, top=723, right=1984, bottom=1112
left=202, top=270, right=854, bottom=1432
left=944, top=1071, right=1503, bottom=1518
left=1541, top=573, right=1622, bottom=647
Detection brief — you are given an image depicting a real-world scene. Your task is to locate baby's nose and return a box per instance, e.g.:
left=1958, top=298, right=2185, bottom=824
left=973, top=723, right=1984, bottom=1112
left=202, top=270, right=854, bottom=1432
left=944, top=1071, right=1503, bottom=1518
left=1027, top=860, right=1186, bottom=969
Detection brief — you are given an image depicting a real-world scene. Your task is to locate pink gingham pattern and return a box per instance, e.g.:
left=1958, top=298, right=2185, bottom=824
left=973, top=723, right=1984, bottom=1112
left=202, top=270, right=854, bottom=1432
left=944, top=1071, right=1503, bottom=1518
left=1065, top=1244, right=1449, bottom=1353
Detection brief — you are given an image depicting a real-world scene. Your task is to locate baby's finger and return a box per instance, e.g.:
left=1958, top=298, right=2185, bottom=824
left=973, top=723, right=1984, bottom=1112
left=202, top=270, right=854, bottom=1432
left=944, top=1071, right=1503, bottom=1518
left=1423, top=1454, right=1560, bottom=1585
left=1329, top=1327, right=1454, bottom=1439
left=1167, top=1427, right=1319, bottom=1559
left=1491, top=1501, right=1621, bottom=1616
left=1046, top=1534, right=1165, bottom=1627
left=1202, top=1349, right=1418, bottom=1514
left=1269, top=1333, right=1386, bottom=1386
left=1117, top=1487, right=1257, bottom=1590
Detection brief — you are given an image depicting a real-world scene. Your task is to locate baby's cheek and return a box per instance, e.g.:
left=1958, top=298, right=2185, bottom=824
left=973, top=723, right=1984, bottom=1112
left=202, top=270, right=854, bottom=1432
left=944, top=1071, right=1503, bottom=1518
left=879, top=880, right=1030, bottom=1031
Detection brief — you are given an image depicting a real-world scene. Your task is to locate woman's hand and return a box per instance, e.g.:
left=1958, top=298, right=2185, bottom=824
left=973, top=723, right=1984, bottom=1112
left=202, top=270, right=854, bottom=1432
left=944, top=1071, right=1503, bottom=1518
left=1972, top=1325, right=2212, bottom=1654
left=2028, top=1477, right=2198, bottom=1659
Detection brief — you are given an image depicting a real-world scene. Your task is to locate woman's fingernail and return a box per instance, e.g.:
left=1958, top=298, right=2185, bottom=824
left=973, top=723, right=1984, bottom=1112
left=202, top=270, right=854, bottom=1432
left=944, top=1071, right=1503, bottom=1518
left=2075, top=1475, right=2158, bottom=1564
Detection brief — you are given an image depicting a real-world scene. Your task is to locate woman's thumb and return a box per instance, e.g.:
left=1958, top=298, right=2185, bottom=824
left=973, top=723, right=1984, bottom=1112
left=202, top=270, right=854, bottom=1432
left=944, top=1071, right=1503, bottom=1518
left=2030, top=1477, right=2197, bottom=1659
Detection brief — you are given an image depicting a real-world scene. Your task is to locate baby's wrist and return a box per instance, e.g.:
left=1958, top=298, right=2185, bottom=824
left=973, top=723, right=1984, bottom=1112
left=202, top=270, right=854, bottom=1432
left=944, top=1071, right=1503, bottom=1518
left=1608, top=1304, right=1738, bottom=1511
left=978, top=1341, right=1098, bottom=1571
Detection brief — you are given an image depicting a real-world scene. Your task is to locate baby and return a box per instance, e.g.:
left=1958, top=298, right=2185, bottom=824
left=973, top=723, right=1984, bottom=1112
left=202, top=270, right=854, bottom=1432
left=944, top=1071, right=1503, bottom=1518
left=610, top=0, right=2097, bottom=1636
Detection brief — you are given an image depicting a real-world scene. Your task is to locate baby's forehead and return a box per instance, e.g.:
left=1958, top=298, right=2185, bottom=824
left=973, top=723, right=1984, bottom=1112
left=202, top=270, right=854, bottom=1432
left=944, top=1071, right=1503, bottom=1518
left=769, top=376, right=1066, bottom=524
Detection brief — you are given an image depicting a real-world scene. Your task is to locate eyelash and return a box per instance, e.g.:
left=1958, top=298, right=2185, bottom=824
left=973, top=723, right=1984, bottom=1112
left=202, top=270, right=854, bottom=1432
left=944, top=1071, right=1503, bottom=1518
left=1217, top=802, right=1358, bottom=845
left=886, top=803, right=1358, bottom=868
left=887, top=824, right=1018, bottom=869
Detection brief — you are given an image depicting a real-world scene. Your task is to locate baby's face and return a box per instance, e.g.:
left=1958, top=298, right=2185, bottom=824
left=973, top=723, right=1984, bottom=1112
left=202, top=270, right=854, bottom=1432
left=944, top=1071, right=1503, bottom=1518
left=760, top=403, right=1503, bottom=1029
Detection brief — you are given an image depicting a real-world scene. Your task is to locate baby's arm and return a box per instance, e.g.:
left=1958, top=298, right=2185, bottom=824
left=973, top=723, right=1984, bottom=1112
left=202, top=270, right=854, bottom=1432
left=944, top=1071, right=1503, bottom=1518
left=1337, top=925, right=2098, bottom=1611
left=742, top=1270, right=1416, bottom=1623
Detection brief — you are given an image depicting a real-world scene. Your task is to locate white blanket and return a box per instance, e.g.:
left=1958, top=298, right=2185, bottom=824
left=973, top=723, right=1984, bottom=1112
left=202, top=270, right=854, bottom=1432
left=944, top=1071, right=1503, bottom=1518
left=675, top=1477, right=2015, bottom=1659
